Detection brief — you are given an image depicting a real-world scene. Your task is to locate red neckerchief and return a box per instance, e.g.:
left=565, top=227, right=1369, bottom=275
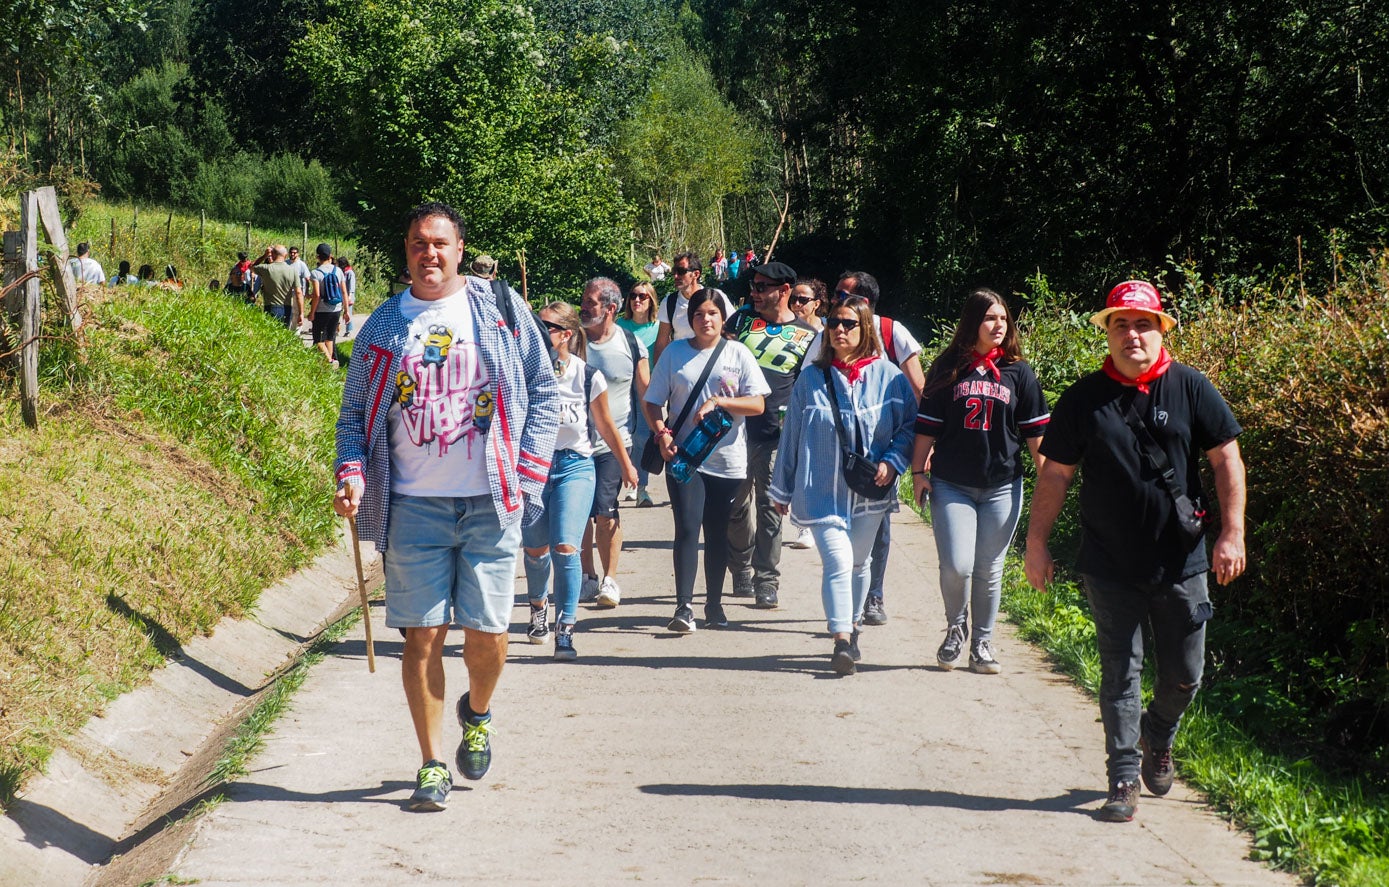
left=970, top=347, right=1005, bottom=381
left=1102, top=347, right=1172, bottom=394
left=832, top=355, right=879, bottom=385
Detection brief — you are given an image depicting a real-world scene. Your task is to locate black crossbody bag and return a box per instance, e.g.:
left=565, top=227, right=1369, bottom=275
left=641, top=339, right=727, bottom=476
left=1123, top=392, right=1208, bottom=542
left=822, top=367, right=895, bottom=500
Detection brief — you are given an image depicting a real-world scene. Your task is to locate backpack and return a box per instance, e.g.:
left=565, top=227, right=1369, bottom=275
left=489, top=278, right=557, bottom=363
left=318, top=267, right=345, bottom=306
left=878, top=315, right=899, bottom=364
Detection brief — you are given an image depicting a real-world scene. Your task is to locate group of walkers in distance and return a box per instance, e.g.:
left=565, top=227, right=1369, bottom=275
left=332, top=201, right=1248, bottom=826
left=69, top=241, right=183, bottom=291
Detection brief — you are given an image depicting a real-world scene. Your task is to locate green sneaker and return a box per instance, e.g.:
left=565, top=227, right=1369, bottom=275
left=455, top=692, right=494, bottom=780
left=409, top=760, right=452, bottom=811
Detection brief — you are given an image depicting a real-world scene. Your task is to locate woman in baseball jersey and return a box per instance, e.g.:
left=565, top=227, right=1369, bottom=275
left=911, top=289, right=1050, bottom=674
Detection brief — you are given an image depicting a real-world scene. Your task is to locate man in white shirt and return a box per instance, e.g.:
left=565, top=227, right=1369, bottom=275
left=285, top=246, right=311, bottom=326
left=651, top=251, right=737, bottom=365
left=643, top=253, right=671, bottom=282
left=577, top=277, right=650, bottom=607
left=68, top=242, right=105, bottom=285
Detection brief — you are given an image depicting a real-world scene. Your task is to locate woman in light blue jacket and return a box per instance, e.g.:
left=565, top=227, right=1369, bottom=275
left=770, top=295, right=916, bottom=675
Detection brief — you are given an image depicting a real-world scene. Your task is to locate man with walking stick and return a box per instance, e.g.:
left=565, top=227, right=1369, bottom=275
left=333, top=202, right=559, bottom=811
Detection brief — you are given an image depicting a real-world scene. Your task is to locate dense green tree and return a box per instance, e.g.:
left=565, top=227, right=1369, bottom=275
left=292, top=0, right=631, bottom=294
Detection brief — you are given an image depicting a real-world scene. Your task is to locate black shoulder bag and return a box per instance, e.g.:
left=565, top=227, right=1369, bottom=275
left=1123, top=392, right=1208, bottom=542
left=822, top=367, right=896, bottom=500
left=641, top=339, right=727, bottom=476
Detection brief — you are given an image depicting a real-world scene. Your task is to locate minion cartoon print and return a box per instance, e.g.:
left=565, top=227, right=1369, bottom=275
left=396, top=313, right=491, bottom=457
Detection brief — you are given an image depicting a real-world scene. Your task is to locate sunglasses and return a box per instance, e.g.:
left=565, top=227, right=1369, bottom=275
left=825, top=317, right=861, bottom=331
left=790, top=295, right=816, bottom=306
left=672, top=266, right=698, bottom=276
left=542, top=320, right=567, bottom=333
left=629, top=292, right=651, bottom=301
left=834, top=289, right=856, bottom=301
left=749, top=281, right=780, bottom=293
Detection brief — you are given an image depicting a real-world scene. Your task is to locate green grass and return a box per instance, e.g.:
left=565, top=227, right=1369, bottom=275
left=0, top=281, right=343, bottom=808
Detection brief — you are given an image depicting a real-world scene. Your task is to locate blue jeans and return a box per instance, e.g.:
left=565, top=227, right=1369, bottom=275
left=265, top=304, right=294, bottom=330
left=521, top=450, right=595, bottom=625
left=1084, top=572, right=1210, bottom=784
left=631, top=410, right=652, bottom=488
left=812, top=511, right=888, bottom=635
left=929, top=476, right=1023, bottom=642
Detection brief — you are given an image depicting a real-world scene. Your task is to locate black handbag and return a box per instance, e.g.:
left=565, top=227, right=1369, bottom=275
left=642, top=340, right=728, bottom=477
left=822, top=367, right=896, bottom=500
left=1123, top=392, right=1208, bottom=542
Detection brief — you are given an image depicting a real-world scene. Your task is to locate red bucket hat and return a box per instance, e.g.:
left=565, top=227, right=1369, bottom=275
left=1089, top=280, right=1178, bottom=332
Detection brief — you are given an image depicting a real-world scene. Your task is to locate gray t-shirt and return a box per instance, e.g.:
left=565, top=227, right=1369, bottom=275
left=586, top=327, right=648, bottom=454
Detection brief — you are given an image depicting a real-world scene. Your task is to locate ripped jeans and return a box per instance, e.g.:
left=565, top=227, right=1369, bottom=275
left=1083, top=572, right=1211, bottom=785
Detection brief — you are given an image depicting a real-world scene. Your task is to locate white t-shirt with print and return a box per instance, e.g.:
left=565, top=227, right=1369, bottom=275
left=807, top=312, right=922, bottom=367
left=388, top=286, right=493, bottom=497
left=586, top=328, right=648, bottom=454
left=552, top=356, right=606, bottom=457
left=656, top=289, right=738, bottom=342
left=644, top=338, right=771, bottom=480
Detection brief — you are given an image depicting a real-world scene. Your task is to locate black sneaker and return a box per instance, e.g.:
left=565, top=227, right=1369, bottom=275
left=729, top=571, right=754, bottom=597
left=553, top=622, right=577, bottom=661
left=831, top=638, right=857, bottom=675
left=455, top=692, right=493, bottom=780
left=861, top=595, right=887, bottom=626
left=408, top=760, right=452, bottom=811
left=969, top=638, right=1002, bottom=674
left=668, top=604, right=696, bottom=633
left=1139, top=715, right=1175, bottom=796
left=848, top=629, right=862, bottom=662
left=1098, top=780, right=1139, bottom=822
left=936, top=624, right=966, bottom=670
left=752, top=586, right=779, bottom=609
left=526, top=604, right=550, bottom=645
left=704, top=602, right=729, bottom=628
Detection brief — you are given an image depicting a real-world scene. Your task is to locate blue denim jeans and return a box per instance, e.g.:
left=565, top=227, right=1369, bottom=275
left=521, top=450, right=595, bottom=625
left=1083, top=572, right=1210, bottom=784
left=812, top=511, right=888, bottom=635
left=929, top=476, right=1023, bottom=642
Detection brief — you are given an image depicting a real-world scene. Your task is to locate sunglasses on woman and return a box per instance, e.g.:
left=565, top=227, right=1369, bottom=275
left=790, top=295, right=816, bottom=306
left=542, top=320, right=568, bottom=333
left=629, top=292, right=651, bottom=301
left=825, top=317, right=860, bottom=331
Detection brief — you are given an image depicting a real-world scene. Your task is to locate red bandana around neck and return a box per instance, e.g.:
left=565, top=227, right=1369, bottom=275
left=833, top=355, right=879, bottom=385
left=1102, top=347, right=1172, bottom=394
left=970, top=347, right=1005, bottom=381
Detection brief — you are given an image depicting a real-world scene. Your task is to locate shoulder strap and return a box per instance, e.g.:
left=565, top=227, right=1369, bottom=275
left=821, top=366, right=864, bottom=456
left=666, top=293, right=677, bottom=324
left=490, top=278, right=517, bottom=330
left=879, top=315, right=897, bottom=364
left=669, top=339, right=727, bottom=440
left=1122, top=392, right=1202, bottom=520
left=584, top=363, right=600, bottom=445
left=623, top=327, right=640, bottom=431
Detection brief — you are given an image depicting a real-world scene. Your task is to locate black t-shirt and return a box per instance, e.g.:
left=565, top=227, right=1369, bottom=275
left=724, top=308, right=817, bottom=443
left=1041, top=362, right=1242, bottom=584
left=916, top=358, right=1050, bottom=486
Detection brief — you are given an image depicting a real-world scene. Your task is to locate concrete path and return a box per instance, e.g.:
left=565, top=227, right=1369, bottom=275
left=163, top=494, right=1293, bottom=886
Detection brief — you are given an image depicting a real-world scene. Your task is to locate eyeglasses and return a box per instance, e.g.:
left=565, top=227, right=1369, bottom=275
left=790, top=295, right=816, bottom=306
left=825, top=317, right=860, bottom=331
left=542, top=320, right=567, bottom=333
left=629, top=292, right=651, bottom=301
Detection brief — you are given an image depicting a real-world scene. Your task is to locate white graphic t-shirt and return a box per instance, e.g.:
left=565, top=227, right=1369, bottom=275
left=552, top=357, right=606, bottom=456
left=388, top=287, right=493, bottom=497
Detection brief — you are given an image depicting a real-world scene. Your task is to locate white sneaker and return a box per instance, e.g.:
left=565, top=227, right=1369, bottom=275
left=621, top=486, right=637, bottom=502
left=595, top=576, right=621, bottom=608
left=579, top=574, right=600, bottom=603
left=788, top=527, right=814, bottom=549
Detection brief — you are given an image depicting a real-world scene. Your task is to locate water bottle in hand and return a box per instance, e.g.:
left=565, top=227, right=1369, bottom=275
left=669, top=406, right=734, bottom=483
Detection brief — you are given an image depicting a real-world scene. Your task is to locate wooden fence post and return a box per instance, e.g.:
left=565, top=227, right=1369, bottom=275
left=109, top=218, right=115, bottom=256
left=244, top=221, right=251, bottom=253
left=165, top=210, right=173, bottom=248
left=16, top=191, right=40, bottom=428
left=35, top=186, right=82, bottom=333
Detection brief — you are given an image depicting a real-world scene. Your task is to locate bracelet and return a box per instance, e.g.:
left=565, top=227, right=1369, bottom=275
left=912, top=470, right=928, bottom=476
left=655, top=428, right=674, bottom=438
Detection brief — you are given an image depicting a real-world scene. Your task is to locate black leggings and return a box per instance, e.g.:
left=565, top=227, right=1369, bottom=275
left=666, top=471, right=741, bottom=607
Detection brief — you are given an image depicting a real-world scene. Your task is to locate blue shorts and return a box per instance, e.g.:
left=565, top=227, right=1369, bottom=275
left=383, top=494, right=521, bottom=633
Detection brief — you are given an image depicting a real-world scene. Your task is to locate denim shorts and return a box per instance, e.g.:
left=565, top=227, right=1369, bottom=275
left=383, top=494, right=521, bottom=633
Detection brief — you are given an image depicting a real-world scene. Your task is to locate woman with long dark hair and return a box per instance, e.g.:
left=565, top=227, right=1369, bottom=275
left=910, top=288, right=1049, bottom=674
left=642, top=288, right=768, bottom=632
left=770, top=296, right=916, bottom=675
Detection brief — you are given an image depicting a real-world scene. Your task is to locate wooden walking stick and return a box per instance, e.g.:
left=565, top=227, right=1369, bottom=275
left=347, top=514, right=377, bottom=673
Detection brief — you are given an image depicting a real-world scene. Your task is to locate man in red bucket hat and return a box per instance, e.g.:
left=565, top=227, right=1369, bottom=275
left=1023, top=279, right=1247, bottom=823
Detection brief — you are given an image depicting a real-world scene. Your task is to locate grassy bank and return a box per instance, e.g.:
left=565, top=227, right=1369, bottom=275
left=0, top=281, right=341, bottom=807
